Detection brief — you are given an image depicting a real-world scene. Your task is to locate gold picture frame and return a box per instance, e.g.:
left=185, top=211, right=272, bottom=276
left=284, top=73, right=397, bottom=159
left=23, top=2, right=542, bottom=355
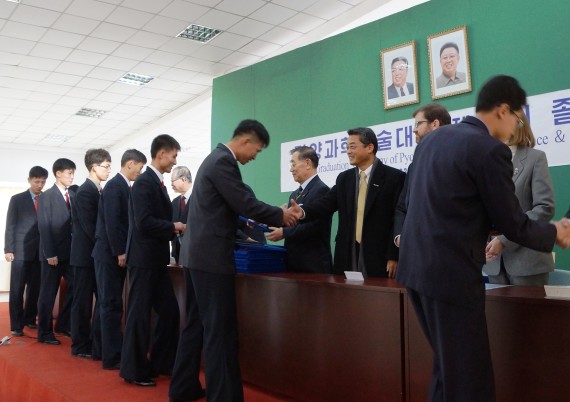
left=380, top=41, right=419, bottom=110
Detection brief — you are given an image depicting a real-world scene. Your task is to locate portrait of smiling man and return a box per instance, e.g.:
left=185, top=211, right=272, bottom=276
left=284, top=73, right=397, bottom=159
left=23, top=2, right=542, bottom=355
left=387, top=56, right=415, bottom=99
left=436, top=42, right=466, bottom=88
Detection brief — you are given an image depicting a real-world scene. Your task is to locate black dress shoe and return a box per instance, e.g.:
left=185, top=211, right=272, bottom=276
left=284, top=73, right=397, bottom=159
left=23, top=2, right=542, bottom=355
left=103, top=362, right=121, bottom=370
left=26, top=323, right=38, bottom=329
left=39, top=337, right=61, bottom=345
left=11, top=330, right=24, bottom=337
left=72, top=353, right=92, bottom=359
left=124, top=378, right=156, bottom=387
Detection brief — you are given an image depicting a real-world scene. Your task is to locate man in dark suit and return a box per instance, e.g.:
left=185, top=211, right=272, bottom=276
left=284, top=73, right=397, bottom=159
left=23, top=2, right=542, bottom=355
left=69, top=149, right=111, bottom=359
left=120, top=135, right=185, bottom=387
left=171, top=119, right=298, bottom=402
left=300, top=127, right=405, bottom=278
left=37, top=158, right=76, bottom=345
left=393, top=103, right=451, bottom=246
left=4, top=166, right=48, bottom=336
left=387, top=56, right=415, bottom=99
left=266, top=145, right=332, bottom=273
left=396, top=75, right=570, bottom=402
left=92, top=149, right=146, bottom=370
left=169, top=165, right=192, bottom=265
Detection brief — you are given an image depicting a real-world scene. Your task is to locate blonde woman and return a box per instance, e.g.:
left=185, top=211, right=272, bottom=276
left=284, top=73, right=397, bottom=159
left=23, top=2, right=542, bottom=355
left=484, top=113, right=555, bottom=285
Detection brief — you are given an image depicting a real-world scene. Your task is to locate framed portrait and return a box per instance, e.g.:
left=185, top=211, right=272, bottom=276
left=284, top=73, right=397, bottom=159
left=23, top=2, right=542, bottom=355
left=380, top=41, right=419, bottom=110
left=428, top=25, right=472, bottom=99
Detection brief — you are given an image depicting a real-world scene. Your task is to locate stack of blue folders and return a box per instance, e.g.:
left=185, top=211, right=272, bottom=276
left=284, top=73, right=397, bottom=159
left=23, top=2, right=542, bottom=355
left=234, top=242, right=287, bottom=273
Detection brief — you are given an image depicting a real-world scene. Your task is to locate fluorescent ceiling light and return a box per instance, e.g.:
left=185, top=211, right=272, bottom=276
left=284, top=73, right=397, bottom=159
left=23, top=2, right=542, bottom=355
left=75, top=108, right=107, bottom=118
left=177, top=24, right=222, bottom=43
left=118, top=72, right=154, bottom=86
left=5, top=0, right=21, bottom=3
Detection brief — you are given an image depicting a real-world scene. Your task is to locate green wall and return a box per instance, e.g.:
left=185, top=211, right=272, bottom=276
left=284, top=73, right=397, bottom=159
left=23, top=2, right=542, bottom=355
left=211, top=0, right=570, bottom=268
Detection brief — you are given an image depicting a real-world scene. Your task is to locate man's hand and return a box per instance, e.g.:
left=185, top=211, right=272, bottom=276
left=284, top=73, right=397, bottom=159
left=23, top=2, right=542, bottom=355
left=265, top=227, right=284, bottom=242
left=174, top=222, right=186, bottom=235
left=485, top=237, right=505, bottom=262
left=4, top=253, right=14, bottom=262
left=117, top=253, right=127, bottom=268
left=386, top=260, right=398, bottom=279
left=554, top=218, right=570, bottom=249
left=47, top=256, right=58, bottom=266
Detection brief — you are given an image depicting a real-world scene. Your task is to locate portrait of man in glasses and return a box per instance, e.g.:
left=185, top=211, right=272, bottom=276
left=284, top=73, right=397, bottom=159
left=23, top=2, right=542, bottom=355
left=387, top=56, right=415, bottom=99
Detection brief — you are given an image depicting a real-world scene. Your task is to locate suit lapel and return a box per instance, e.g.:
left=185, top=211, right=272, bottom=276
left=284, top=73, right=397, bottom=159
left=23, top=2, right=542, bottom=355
left=346, top=168, right=357, bottom=223
left=512, top=145, right=527, bottom=184
left=364, top=159, right=385, bottom=217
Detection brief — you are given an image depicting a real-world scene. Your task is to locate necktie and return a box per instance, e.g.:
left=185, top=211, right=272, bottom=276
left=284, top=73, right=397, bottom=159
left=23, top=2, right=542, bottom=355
left=400, top=87, right=405, bottom=97
left=180, top=195, right=186, bottom=214
left=295, top=186, right=303, bottom=200
left=355, top=171, right=367, bottom=243
left=65, top=190, right=70, bottom=209
left=34, top=195, right=39, bottom=213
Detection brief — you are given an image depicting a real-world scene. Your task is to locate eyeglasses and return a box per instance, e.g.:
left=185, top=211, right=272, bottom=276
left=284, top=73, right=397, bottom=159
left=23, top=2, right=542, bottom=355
left=414, top=120, right=431, bottom=128
left=391, top=65, right=408, bottom=73
left=508, top=107, right=524, bottom=129
left=97, top=164, right=111, bottom=170
left=346, top=144, right=367, bottom=151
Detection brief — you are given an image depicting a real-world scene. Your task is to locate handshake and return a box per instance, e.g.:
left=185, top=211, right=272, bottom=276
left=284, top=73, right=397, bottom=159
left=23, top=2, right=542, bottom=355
left=280, top=199, right=304, bottom=227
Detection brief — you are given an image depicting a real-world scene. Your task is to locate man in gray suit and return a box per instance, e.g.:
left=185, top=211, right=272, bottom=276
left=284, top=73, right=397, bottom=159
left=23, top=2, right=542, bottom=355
left=171, top=119, right=298, bottom=402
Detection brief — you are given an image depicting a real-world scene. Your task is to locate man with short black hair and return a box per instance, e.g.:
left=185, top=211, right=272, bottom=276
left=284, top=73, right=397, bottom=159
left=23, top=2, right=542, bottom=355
left=436, top=42, right=466, bottom=88
left=92, top=149, right=146, bottom=370
left=299, top=127, right=405, bottom=279
left=396, top=75, right=570, bottom=402
left=70, top=148, right=112, bottom=359
left=120, top=135, right=184, bottom=387
left=4, top=166, right=48, bottom=336
left=171, top=119, right=298, bottom=402
left=37, top=158, right=76, bottom=345
left=266, top=145, right=332, bottom=273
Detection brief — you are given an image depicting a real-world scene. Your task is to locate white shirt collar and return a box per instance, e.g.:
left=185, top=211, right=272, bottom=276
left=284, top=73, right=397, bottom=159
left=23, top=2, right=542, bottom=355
left=222, top=143, right=237, bottom=160
left=299, top=173, right=317, bottom=190
left=147, top=164, right=164, bottom=184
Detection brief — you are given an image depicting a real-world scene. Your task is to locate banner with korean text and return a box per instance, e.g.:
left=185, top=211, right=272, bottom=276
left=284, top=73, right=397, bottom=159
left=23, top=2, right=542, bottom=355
left=280, top=89, right=570, bottom=192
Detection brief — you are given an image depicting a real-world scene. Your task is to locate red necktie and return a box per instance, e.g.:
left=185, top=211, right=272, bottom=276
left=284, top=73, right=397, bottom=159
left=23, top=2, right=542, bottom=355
left=180, top=195, right=186, bottom=214
left=65, top=190, right=70, bottom=209
left=34, top=195, right=39, bottom=213
left=161, top=180, right=165, bottom=188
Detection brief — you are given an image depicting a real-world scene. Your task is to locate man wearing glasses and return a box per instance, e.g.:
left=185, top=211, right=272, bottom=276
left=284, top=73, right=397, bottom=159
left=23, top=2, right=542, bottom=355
left=393, top=103, right=451, bottom=247
left=70, top=149, right=112, bottom=359
left=395, top=75, right=570, bottom=402
left=387, top=56, right=415, bottom=99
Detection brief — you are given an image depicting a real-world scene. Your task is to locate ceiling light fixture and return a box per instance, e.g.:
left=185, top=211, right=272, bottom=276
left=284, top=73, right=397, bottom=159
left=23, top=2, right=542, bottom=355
left=177, top=24, right=222, bottom=43
left=118, top=72, right=154, bottom=86
left=75, top=108, right=107, bottom=118
left=5, top=0, right=21, bottom=3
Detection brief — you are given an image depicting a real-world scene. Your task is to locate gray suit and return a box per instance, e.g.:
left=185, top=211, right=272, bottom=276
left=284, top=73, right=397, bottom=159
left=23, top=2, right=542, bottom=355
left=483, top=146, right=555, bottom=279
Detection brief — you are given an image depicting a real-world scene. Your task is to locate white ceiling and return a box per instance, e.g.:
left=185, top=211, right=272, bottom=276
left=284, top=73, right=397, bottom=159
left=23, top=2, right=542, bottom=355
left=0, top=0, right=426, bottom=168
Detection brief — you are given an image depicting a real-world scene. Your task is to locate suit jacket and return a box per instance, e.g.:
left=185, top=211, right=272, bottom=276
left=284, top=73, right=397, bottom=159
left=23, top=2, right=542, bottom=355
left=283, top=175, right=332, bottom=273
left=126, top=168, right=174, bottom=268
left=70, top=179, right=100, bottom=268
left=396, top=116, right=556, bottom=306
left=4, top=190, right=40, bottom=261
left=392, top=161, right=413, bottom=240
left=92, top=173, right=130, bottom=264
left=387, top=82, right=415, bottom=99
left=303, top=158, right=405, bottom=277
left=179, top=144, right=283, bottom=274
left=37, top=184, right=73, bottom=261
left=483, top=146, right=555, bottom=276
left=171, top=194, right=190, bottom=263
